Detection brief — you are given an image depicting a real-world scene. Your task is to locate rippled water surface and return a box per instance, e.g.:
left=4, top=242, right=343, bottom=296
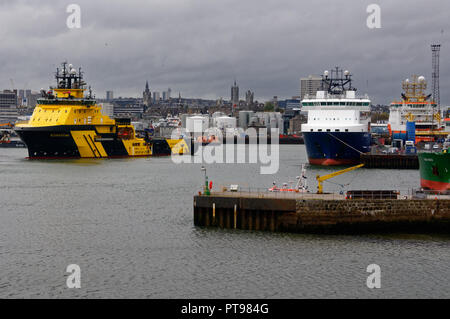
left=0, top=146, right=449, bottom=298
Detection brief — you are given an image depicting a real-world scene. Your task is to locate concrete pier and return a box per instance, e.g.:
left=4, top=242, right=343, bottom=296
left=360, top=154, right=419, bottom=169
left=193, top=192, right=450, bottom=234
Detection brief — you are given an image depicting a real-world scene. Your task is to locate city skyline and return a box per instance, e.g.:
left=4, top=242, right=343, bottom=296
left=0, top=0, right=449, bottom=105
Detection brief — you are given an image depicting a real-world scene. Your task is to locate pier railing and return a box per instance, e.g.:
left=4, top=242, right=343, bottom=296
left=197, top=187, right=449, bottom=200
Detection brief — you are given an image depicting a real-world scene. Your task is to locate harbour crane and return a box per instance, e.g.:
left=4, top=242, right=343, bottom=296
left=316, top=164, right=364, bottom=194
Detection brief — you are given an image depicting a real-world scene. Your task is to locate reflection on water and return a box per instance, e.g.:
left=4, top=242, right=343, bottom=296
left=0, top=147, right=448, bottom=298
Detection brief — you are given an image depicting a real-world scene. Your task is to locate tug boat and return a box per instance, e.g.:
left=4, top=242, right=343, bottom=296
left=15, top=62, right=188, bottom=158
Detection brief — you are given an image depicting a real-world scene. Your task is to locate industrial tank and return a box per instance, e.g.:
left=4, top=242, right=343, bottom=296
left=186, top=115, right=209, bottom=133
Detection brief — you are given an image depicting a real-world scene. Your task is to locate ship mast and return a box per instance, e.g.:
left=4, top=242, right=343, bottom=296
left=52, top=62, right=89, bottom=100
left=321, top=66, right=355, bottom=95
left=55, top=62, right=86, bottom=91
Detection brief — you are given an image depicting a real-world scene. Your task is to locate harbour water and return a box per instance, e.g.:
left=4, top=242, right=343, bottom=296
left=0, top=146, right=449, bottom=298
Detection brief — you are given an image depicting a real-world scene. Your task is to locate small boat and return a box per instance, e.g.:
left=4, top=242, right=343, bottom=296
left=269, top=165, right=309, bottom=192
left=0, top=129, right=26, bottom=148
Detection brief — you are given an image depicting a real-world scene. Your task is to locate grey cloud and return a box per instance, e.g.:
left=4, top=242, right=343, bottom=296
left=0, top=0, right=449, bottom=105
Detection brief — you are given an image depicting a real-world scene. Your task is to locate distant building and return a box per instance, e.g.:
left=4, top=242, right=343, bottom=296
left=245, top=90, right=254, bottom=106
left=143, top=81, right=151, bottom=107
left=271, top=96, right=278, bottom=108
left=24, top=90, right=31, bottom=106
left=283, top=108, right=307, bottom=135
left=284, top=99, right=301, bottom=109
left=152, top=91, right=160, bottom=104
left=231, top=81, right=239, bottom=106
left=300, top=75, right=321, bottom=100
left=18, top=90, right=25, bottom=106
left=26, top=92, right=40, bottom=108
left=113, top=103, right=144, bottom=118
left=238, top=111, right=283, bottom=132
left=100, top=102, right=114, bottom=118
left=0, top=89, right=18, bottom=123
left=288, top=115, right=307, bottom=135
left=106, top=91, right=114, bottom=101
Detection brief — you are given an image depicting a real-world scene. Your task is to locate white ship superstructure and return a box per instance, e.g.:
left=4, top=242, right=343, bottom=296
left=388, top=75, right=439, bottom=132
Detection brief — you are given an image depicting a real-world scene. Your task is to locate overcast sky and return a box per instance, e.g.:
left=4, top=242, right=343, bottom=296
left=0, top=0, right=449, bottom=104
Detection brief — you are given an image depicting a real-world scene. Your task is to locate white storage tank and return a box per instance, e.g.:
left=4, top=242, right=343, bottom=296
left=180, top=114, right=189, bottom=128
left=215, top=116, right=237, bottom=129
left=186, top=115, right=209, bottom=133
left=239, top=111, right=253, bottom=129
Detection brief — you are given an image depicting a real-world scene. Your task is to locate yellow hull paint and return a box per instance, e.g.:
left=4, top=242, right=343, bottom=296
left=167, top=139, right=190, bottom=155
left=121, top=139, right=152, bottom=157
left=70, top=131, right=108, bottom=158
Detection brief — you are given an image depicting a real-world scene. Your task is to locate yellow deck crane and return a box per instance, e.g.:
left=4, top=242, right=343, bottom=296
left=316, top=164, right=364, bottom=194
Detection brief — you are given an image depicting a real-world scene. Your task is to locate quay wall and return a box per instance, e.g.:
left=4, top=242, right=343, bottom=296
left=194, top=195, right=450, bottom=233
left=360, top=154, right=419, bottom=169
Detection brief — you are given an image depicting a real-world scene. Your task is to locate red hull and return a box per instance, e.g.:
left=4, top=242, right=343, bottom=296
left=308, top=158, right=360, bottom=166
left=420, top=178, right=450, bottom=192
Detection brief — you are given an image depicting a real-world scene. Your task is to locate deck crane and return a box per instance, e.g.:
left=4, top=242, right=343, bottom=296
left=316, top=164, right=364, bottom=194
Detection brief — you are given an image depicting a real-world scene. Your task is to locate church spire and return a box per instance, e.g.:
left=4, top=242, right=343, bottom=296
left=143, top=80, right=151, bottom=107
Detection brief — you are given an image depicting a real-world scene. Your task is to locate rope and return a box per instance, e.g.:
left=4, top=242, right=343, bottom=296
left=327, top=133, right=364, bottom=155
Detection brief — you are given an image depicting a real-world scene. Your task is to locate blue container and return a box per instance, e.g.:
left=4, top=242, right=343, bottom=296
left=406, top=121, right=415, bottom=142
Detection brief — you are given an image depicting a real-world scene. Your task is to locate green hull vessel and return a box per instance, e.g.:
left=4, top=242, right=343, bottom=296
left=418, top=151, right=450, bottom=193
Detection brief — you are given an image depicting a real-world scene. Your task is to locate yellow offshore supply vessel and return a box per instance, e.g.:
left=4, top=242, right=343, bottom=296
left=15, top=62, right=188, bottom=158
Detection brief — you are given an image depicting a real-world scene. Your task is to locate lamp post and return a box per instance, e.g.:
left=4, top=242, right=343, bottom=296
left=201, top=166, right=210, bottom=195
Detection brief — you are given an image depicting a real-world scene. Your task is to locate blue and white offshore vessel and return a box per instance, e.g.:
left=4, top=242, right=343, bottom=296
left=301, top=67, right=371, bottom=165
